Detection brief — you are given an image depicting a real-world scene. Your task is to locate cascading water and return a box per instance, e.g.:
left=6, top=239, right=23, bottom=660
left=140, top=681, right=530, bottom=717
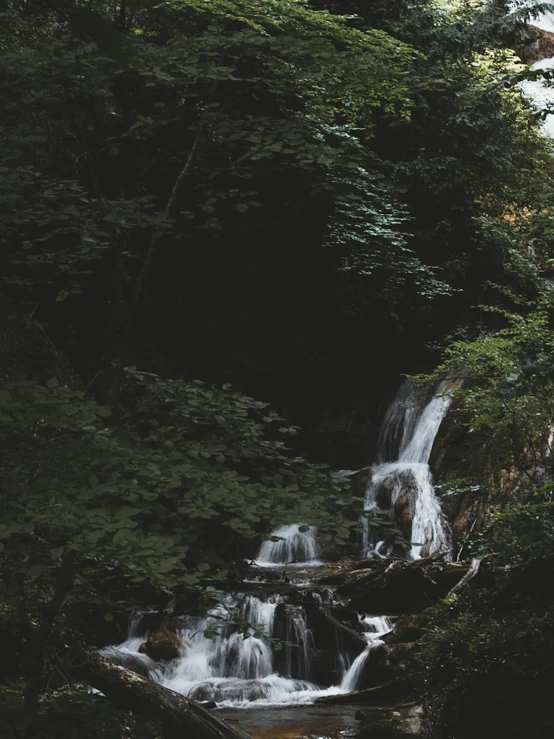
left=103, top=378, right=456, bottom=714
left=255, top=523, right=321, bottom=566
left=106, top=593, right=349, bottom=707
left=104, top=553, right=391, bottom=707
left=364, top=380, right=453, bottom=559
left=340, top=616, right=393, bottom=692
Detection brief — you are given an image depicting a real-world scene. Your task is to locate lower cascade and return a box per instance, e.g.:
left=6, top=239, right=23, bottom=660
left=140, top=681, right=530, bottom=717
left=103, top=380, right=452, bottom=708
left=104, top=574, right=373, bottom=707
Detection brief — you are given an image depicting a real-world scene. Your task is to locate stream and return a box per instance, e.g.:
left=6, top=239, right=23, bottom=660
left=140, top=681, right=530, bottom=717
left=98, top=14, right=554, bottom=732
left=102, top=380, right=454, bottom=737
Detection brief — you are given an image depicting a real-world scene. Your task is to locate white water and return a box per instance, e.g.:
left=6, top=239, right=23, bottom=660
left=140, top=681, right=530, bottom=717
left=517, top=1, right=554, bottom=33
left=340, top=616, right=393, bottom=692
left=364, top=381, right=453, bottom=559
left=102, top=380, right=459, bottom=707
left=105, top=605, right=395, bottom=706
left=105, top=597, right=354, bottom=707
left=516, top=2, right=554, bottom=137
left=256, top=523, right=321, bottom=566
left=276, top=604, right=313, bottom=681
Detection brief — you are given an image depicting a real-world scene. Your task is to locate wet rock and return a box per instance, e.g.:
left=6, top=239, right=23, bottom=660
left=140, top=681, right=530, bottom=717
left=198, top=700, right=217, bottom=710
left=392, top=489, right=416, bottom=541
left=384, top=642, right=417, bottom=675
left=383, top=613, right=425, bottom=644
left=102, top=647, right=155, bottom=677
left=309, top=605, right=367, bottom=650
left=356, top=644, right=396, bottom=690
left=341, top=559, right=468, bottom=614
left=139, top=624, right=183, bottom=661
left=344, top=640, right=418, bottom=693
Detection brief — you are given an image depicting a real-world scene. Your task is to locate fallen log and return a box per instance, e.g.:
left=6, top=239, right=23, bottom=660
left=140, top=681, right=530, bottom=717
left=77, top=651, right=252, bottom=739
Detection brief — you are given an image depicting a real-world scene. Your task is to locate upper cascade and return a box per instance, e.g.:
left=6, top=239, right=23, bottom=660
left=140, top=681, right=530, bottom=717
left=364, top=380, right=454, bottom=559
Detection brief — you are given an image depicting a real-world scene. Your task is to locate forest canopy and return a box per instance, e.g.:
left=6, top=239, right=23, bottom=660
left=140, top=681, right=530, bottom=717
left=2, top=0, right=554, bottom=737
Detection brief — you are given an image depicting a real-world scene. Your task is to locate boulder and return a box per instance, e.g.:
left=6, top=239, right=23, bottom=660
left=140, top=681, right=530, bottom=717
left=384, top=642, right=417, bottom=675
left=520, top=25, right=554, bottom=64
left=139, top=625, right=183, bottom=662
left=383, top=614, right=425, bottom=644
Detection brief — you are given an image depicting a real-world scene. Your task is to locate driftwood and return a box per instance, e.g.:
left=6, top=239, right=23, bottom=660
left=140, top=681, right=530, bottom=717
left=78, top=651, right=252, bottom=739
left=448, top=556, right=484, bottom=595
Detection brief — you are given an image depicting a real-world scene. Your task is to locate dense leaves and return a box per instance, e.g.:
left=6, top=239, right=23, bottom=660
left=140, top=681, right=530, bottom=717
left=0, top=368, right=353, bottom=598
left=419, top=297, right=554, bottom=738
left=3, top=0, right=554, bottom=735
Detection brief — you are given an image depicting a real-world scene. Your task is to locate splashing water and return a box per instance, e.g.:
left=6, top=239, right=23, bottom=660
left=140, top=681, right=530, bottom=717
left=105, top=598, right=348, bottom=707
left=364, top=381, right=453, bottom=559
left=103, top=379, right=458, bottom=708
left=340, top=616, right=393, bottom=692
left=256, top=523, right=321, bottom=566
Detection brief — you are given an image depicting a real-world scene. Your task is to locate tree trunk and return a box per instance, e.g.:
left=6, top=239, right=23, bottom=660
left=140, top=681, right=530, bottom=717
left=24, top=552, right=76, bottom=711
left=78, top=651, right=253, bottom=739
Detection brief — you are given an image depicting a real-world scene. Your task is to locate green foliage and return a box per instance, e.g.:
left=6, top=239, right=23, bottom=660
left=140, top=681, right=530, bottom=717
left=0, top=0, right=421, bottom=310
left=419, top=502, right=554, bottom=738
left=420, top=596, right=554, bottom=739
left=423, top=298, right=554, bottom=483
left=419, top=298, right=554, bottom=738
left=3, top=0, right=554, bottom=732
left=0, top=369, right=353, bottom=604
left=1, top=684, right=162, bottom=739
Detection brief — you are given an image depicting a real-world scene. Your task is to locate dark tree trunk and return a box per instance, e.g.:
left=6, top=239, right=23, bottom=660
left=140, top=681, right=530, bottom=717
left=78, top=651, right=253, bottom=739
left=24, top=552, right=75, bottom=711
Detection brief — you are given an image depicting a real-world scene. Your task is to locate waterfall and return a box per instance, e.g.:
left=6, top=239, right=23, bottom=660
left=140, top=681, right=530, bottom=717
left=516, top=2, right=554, bottom=137
left=256, top=523, right=321, bottom=566
left=518, top=1, right=554, bottom=33
left=102, top=380, right=459, bottom=708
left=274, top=604, right=313, bottom=680
left=105, top=592, right=352, bottom=707
left=99, top=612, right=162, bottom=678
left=340, top=649, right=370, bottom=693
left=364, top=381, right=453, bottom=559
left=340, top=616, right=393, bottom=692
left=105, top=601, right=396, bottom=706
